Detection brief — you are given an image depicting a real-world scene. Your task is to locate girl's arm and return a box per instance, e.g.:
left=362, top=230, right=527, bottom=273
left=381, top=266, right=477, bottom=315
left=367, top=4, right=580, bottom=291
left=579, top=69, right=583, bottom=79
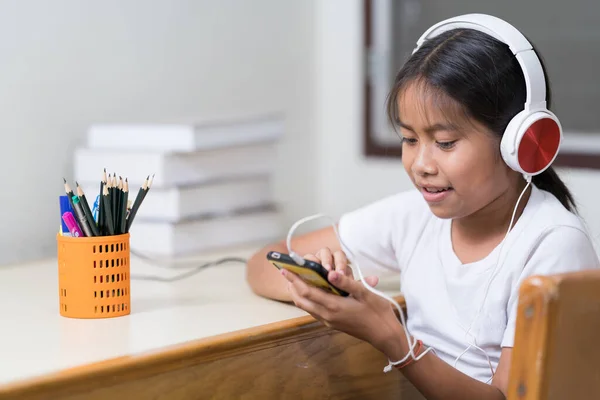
left=379, top=322, right=510, bottom=400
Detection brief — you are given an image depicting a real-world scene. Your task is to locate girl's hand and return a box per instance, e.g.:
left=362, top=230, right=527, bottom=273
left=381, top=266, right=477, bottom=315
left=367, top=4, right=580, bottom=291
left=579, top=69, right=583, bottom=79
left=311, top=247, right=353, bottom=278
left=282, top=250, right=401, bottom=353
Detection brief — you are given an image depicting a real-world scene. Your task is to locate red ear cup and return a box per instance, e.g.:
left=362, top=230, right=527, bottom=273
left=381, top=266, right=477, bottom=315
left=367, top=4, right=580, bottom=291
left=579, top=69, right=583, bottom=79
left=517, top=117, right=561, bottom=175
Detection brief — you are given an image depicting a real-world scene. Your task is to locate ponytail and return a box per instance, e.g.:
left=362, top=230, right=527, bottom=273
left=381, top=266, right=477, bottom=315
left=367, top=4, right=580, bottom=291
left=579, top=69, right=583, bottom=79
left=532, top=167, right=577, bottom=213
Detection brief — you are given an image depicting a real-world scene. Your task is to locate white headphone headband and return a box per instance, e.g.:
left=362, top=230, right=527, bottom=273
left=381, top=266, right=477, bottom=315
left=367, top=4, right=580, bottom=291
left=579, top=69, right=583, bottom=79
left=413, top=14, right=547, bottom=111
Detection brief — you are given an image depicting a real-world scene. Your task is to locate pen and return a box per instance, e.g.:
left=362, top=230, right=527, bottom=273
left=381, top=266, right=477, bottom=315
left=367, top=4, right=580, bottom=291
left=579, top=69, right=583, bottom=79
left=71, top=195, right=94, bottom=237
left=92, top=195, right=99, bottom=223
left=62, top=212, right=84, bottom=237
left=59, top=195, right=73, bottom=235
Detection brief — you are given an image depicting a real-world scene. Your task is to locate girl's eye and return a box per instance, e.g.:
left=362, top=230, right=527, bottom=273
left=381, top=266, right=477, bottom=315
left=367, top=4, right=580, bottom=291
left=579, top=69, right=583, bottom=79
left=401, top=137, right=417, bottom=145
left=437, top=140, right=457, bottom=150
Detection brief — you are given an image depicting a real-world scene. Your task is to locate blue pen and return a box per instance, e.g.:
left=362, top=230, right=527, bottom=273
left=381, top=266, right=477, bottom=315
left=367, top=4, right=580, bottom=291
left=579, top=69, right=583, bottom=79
left=92, top=194, right=100, bottom=222
left=59, top=195, right=74, bottom=235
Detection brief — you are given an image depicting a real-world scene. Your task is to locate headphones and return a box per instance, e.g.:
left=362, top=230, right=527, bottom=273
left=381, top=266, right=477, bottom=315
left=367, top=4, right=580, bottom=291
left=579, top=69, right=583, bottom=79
left=412, top=13, right=562, bottom=177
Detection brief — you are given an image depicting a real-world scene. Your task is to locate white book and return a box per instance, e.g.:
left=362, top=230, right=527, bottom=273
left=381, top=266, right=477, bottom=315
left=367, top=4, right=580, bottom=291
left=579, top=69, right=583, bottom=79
left=128, top=206, right=283, bottom=256
left=87, top=113, right=284, bottom=152
left=74, top=141, right=277, bottom=188
left=78, top=175, right=274, bottom=223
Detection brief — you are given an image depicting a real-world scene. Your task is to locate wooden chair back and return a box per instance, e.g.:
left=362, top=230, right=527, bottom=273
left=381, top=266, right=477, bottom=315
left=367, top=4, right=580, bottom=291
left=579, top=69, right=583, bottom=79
left=508, top=269, right=600, bottom=400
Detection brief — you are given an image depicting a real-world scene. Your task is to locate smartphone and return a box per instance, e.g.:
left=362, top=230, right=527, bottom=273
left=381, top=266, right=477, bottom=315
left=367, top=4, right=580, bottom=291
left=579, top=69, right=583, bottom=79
left=267, top=251, right=349, bottom=297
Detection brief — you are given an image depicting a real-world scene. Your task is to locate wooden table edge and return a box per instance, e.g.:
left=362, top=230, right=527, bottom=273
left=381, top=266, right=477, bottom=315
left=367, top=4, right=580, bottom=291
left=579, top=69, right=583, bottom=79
left=0, top=295, right=406, bottom=398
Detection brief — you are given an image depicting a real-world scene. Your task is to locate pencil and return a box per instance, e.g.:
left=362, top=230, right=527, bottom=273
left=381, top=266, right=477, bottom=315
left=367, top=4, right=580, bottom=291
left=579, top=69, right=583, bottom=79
left=76, top=182, right=100, bottom=236
left=142, top=173, right=154, bottom=203
left=102, top=185, right=115, bottom=235
left=148, top=173, right=154, bottom=190
left=63, top=178, right=75, bottom=209
left=126, top=176, right=149, bottom=233
left=114, top=176, right=120, bottom=233
left=110, top=173, right=117, bottom=229
left=116, top=176, right=124, bottom=234
left=126, top=199, right=133, bottom=220
left=138, top=173, right=153, bottom=207
left=120, top=178, right=129, bottom=235
left=98, top=169, right=107, bottom=236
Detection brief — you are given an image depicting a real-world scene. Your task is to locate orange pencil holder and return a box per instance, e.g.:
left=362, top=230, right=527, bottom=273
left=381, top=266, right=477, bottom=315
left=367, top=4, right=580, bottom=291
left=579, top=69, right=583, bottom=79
left=57, top=233, right=131, bottom=319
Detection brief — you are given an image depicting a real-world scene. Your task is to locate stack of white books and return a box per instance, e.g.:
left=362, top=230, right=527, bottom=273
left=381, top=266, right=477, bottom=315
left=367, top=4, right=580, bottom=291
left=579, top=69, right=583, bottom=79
left=74, top=113, right=285, bottom=257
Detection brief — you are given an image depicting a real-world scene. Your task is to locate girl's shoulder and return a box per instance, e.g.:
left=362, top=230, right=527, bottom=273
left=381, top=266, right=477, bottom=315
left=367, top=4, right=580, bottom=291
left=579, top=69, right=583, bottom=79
left=527, top=186, right=590, bottom=235
left=516, top=186, right=599, bottom=271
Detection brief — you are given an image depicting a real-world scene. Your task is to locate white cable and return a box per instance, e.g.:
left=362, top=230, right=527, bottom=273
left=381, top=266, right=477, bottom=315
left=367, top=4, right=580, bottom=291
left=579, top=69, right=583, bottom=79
left=285, top=213, right=435, bottom=373
left=129, top=249, right=240, bottom=268
left=129, top=257, right=247, bottom=282
left=452, top=176, right=532, bottom=380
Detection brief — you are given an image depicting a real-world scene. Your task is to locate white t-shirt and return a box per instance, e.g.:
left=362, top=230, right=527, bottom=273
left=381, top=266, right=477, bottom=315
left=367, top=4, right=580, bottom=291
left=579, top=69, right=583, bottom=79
left=338, top=184, right=600, bottom=383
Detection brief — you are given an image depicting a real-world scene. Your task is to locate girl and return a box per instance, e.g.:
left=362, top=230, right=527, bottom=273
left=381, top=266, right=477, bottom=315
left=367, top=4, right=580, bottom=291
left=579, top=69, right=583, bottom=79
left=245, top=14, right=600, bottom=399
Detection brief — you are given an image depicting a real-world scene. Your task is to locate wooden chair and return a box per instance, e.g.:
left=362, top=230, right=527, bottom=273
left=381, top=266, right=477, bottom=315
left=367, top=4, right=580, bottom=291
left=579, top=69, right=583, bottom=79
left=508, top=269, right=600, bottom=400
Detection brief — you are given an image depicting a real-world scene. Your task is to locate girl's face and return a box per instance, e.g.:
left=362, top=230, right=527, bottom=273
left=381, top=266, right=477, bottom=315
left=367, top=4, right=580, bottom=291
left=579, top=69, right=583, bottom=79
left=398, top=82, right=515, bottom=220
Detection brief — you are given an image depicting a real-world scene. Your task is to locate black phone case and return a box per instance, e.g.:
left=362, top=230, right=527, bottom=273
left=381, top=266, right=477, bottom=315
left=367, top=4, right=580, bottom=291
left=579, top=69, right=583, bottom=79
left=267, top=251, right=349, bottom=297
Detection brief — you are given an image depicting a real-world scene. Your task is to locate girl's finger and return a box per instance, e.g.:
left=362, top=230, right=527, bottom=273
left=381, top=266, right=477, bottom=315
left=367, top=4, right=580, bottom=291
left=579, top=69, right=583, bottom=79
left=314, top=248, right=335, bottom=271
left=288, top=281, right=330, bottom=319
left=283, top=268, right=340, bottom=312
left=333, top=251, right=351, bottom=276
left=328, top=270, right=364, bottom=298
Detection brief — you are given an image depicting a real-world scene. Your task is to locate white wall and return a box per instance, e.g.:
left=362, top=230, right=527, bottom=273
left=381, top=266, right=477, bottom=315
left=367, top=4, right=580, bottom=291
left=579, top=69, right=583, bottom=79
left=0, top=0, right=317, bottom=265
left=556, top=168, right=600, bottom=250
left=314, top=0, right=413, bottom=219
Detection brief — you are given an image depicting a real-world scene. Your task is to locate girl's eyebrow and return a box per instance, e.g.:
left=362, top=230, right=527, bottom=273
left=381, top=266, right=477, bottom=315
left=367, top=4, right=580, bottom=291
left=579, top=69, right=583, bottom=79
left=397, top=120, right=458, bottom=134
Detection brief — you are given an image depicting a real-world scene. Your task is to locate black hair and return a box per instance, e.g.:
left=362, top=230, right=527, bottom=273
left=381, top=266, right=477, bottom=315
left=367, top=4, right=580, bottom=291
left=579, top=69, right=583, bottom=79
left=386, top=28, right=577, bottom=212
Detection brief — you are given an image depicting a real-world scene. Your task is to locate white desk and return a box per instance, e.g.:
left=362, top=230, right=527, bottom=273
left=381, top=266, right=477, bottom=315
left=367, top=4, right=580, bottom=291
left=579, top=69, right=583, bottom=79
left=0, top=245, right=308, bottom=387
left=0, top=244, right=402, bottom=398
